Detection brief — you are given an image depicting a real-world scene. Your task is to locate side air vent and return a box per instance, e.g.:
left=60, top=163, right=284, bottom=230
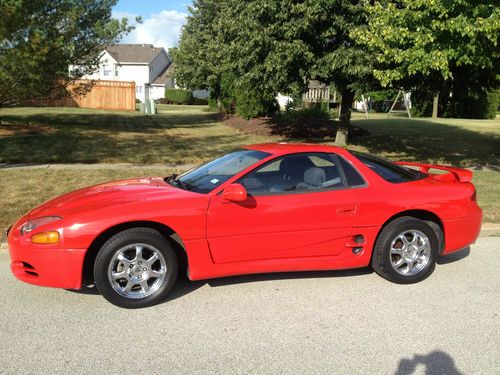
left=347, top=235, right=366, bottom=255
left=21, top=262, right=39, bottom=277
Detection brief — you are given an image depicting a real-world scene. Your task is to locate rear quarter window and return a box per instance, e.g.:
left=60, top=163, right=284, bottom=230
left=338, top=156, right=366, bottom=186
left=352, top=152, right=425, bottom=183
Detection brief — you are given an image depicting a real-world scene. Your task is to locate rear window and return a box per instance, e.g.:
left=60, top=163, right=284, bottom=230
left=352, top=152, right=425, bottom=183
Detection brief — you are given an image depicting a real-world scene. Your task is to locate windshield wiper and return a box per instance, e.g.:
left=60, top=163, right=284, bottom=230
left=165, top=173, right=189, bottom=190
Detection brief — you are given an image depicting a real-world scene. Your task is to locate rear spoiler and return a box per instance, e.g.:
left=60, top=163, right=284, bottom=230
left=396, top=162, right=473, bottom=183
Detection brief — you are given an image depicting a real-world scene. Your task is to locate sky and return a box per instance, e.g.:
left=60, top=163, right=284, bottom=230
left=112, top=0, right=194, bottom=51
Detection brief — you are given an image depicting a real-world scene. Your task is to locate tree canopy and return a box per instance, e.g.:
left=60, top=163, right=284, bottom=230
left=173, top=0, right=375, bottom=144
left=0, top=0, right=137, bottom=106
left=174, top=0, right=499, bottom=140
left=354, top=0, right=499, bottom=118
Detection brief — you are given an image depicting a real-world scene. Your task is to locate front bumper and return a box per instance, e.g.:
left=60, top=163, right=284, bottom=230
left=7, top=222, right=85, bottom=289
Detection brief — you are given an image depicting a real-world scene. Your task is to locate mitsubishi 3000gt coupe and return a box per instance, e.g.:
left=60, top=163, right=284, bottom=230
left=7, top=143, right=482, bottom=308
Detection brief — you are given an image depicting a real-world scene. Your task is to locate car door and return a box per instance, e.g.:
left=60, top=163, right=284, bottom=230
left=206, top=152, right=359, bottom=264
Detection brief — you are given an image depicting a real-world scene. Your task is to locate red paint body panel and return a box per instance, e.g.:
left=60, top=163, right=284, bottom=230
left=8, top=213, right=85, bottom=289
left=207, top=189, right=357, bottom=263
left=7, top=143, right=482, bottom=289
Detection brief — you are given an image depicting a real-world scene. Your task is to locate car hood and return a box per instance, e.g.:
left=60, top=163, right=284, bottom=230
left=28, top=177, right=183, bottom=220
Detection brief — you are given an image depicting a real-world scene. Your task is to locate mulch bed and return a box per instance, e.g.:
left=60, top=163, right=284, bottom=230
left=223, top=114, right=370, bottom=140
left=0, top=123, right=55, bottom=136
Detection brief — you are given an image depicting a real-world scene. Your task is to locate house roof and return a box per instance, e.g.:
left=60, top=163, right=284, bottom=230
left=105, top=44, right=165, bottom=64
left=152, top=63, right=175, bottom=85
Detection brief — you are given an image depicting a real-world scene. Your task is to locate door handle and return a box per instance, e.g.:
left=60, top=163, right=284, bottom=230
left=337, top=206, right=356, bottom=215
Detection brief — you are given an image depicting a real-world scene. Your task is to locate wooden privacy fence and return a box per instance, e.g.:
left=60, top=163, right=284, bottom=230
left=27, top=80, right=136, bottom=111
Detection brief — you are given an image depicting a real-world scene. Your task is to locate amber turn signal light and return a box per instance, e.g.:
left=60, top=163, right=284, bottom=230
left=31, top=231, right=60, bottom=244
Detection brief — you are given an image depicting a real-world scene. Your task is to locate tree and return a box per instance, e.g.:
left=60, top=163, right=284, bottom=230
left=0, top=0, right=137, bottom=106
left=354, top=0, right=499, bottom=118
left=169, top=0, right=228, bottom=108
left=173, top=0, right=314, bottom=116
left=174, top=0, right=375, bottom=142
left=305, top=0, right=374, bottom=144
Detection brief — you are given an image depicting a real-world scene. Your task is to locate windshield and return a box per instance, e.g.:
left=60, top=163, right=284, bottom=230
left=167, top=149, right=270, bottom=194
left=351, top=152, right=426, bottom=183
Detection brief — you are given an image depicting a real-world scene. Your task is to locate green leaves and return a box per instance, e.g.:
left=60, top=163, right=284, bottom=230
left=355, top=0, right=500, bottom=87
left=0, top=0, right=134, bottom=105
left=174, top=0, right=376, bottom=121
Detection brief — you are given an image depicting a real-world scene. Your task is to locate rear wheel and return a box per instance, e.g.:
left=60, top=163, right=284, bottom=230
left=372, top=217, right=439, bottom=284
left=94, top=228, right=178, bottom=308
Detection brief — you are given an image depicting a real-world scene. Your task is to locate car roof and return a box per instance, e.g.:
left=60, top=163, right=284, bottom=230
left=243, top=143, right=347, bottom=156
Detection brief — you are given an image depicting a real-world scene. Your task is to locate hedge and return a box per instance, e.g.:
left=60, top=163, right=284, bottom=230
left=165, top=88, right=193, bottom=104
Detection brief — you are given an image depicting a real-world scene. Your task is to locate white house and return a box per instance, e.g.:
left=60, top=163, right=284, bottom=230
left=77, top=44, right=175, bottom=102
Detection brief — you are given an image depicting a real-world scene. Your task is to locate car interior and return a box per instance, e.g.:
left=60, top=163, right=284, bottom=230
left=239, top=153, right=344, bottom=194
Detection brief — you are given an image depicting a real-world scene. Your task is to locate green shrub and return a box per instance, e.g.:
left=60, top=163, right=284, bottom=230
left=278, top=105, right=331, bottom=124
left=208, top=97, right=218, bottom=111
left=235, top=94, right=267, bottom=119
left=448, top=88, right=499, bottom=119
left=235, top=89, right=278, bottom=119
left=283, top=83, right=304, bottom=111
left=477, top=89, right=498, bottom=119
left=410, top=88, right=433, bottom=118
left=218, top=73, right=237, bottom=114
left=165, top=88, right=193, bottom=104
left=191, top=97, right=208, bottom=105
left=359, top=89, right=399, bottom=113
left=317, top=100, right=329, bottom=113
left=372, top=101, right=391, bottom=113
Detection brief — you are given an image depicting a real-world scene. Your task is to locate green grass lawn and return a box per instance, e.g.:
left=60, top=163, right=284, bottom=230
left=0, top=167, right=173, bottom=231
left=0, top=105, right=273, bottom=164
left=349, top=112, right=500, bottom=166
left=0, top=105, right=498, bottom=227
left=0, top=106, right=498, bottom=166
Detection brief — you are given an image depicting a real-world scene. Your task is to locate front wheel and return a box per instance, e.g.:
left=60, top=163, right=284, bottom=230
left=94, top=228, right=178, bottom=308
left=372, top=217, right=439, bottom=284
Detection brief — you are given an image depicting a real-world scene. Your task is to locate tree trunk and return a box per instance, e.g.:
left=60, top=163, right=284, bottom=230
left=335, top=89, right=355, bottom=146
left=432, top=92, right=439, bottom=119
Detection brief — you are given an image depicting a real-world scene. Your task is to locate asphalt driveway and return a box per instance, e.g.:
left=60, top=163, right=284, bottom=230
left=0, top=237, right=498, bottom=374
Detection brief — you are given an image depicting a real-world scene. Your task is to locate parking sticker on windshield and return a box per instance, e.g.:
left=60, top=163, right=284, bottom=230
left=210, top=178, right=219, bottom=184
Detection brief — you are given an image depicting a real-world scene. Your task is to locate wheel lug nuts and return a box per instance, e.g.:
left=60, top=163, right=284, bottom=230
left=138, top=261, right=142, bottom=265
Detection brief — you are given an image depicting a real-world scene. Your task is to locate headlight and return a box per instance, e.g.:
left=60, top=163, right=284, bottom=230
left=20, top=216, right=62, bottom=235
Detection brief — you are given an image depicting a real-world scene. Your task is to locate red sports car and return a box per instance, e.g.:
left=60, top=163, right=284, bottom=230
left=7, top=143, right=482, bottom=308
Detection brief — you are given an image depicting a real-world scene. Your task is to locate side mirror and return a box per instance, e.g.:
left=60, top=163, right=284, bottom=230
left=221, top=183, right=247, bottom=202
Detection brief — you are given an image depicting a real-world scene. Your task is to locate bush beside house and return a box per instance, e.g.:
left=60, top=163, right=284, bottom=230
left=165, top=88, right=193, bottom=104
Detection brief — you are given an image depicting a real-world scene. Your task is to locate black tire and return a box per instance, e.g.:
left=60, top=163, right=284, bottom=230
left=94, top=227, right=178, bottom=308
left=372, top=217, right=439, bottom=284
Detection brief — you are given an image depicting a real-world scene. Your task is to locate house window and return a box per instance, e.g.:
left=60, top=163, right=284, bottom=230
left=149, top=65, right=153, bottom=73
left=136, top=86, right=143, bottom=94
left=102, top=64, right=111, bottom=77
left=114, top=65, right=119, bottom=77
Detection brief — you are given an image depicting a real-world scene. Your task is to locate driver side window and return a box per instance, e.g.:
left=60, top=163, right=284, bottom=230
left=238, top=153, right=345, bottom=195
